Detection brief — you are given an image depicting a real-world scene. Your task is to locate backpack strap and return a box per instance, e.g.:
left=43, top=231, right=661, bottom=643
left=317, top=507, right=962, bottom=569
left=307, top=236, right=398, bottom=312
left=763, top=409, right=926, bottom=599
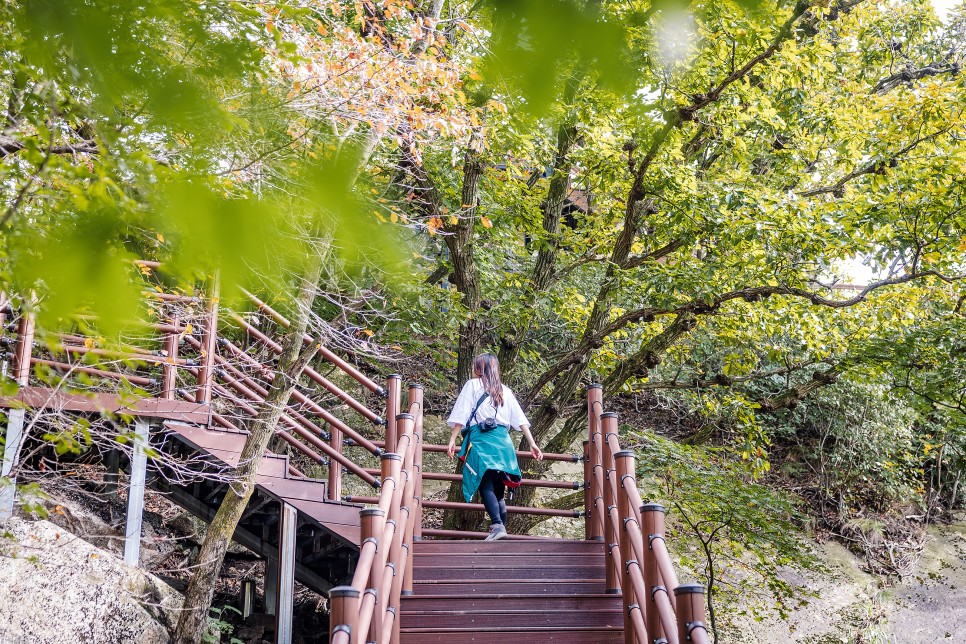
left=466, top=392, right=490, bottom=429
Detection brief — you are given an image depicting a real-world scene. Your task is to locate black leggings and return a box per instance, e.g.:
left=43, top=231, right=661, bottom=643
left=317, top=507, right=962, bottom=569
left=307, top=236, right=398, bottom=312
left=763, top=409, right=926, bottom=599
left=478, top=469, right=508, bottom=526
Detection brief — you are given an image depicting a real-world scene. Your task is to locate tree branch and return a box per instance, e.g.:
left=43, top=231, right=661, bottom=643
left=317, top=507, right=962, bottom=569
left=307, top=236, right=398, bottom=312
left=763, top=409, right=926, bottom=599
left=873, top=61, right=962, bottom=94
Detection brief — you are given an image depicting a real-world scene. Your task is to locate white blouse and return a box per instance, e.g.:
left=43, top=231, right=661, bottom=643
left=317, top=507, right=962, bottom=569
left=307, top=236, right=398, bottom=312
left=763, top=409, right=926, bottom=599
left=447, top=378, right=531, bottom=431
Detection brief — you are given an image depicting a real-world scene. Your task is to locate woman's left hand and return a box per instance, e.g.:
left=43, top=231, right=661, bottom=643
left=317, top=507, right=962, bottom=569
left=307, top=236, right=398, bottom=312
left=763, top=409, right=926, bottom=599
left=530, top=445, right=543, bottom=461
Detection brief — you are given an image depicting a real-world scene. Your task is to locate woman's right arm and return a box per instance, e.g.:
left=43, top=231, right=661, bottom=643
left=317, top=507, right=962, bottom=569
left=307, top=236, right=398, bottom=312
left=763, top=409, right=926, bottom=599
left=446, top=380, right=474, bottom=459
left=446, top=424, right=463, bottom=459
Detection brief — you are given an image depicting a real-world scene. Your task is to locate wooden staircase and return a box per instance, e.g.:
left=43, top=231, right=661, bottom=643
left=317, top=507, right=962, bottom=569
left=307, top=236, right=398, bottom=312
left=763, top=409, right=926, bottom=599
left=400, top=539, right=623, bottom=644
left=152, top=421, right=362, bottom=595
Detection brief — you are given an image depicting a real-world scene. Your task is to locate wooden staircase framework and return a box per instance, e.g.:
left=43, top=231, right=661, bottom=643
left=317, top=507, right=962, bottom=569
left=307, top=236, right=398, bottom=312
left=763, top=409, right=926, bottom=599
left=0, top=277, right=711, bottom=644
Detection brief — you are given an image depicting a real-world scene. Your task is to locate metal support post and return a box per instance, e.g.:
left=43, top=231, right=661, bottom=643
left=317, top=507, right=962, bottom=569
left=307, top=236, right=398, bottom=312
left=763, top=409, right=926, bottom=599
left=276, top=502, right=297, bottom=644
left=124, top=418, right=150, bottom=566
left=104, top=449, right=120, bottom=499
left=241, top=579, right=256, bottom=619
left=0, top=408, right=25, bottom=520
left=0, top=304, right=35, bottom=520
left=265, top=557, right=279, bottom=616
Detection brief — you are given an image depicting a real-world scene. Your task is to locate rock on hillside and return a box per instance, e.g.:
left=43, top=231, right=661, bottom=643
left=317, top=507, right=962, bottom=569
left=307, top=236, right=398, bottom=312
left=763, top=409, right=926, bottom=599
left=0, top=517, right=181, bottom=644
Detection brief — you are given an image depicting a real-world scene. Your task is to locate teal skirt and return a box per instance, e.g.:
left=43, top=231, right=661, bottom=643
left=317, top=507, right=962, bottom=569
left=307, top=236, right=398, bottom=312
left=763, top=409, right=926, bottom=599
left=457, top=424, right=522, bottom=502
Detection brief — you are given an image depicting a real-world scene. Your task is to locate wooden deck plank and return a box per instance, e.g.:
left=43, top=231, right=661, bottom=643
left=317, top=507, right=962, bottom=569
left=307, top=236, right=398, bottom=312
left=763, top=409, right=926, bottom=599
left=399, top=627, right=623, bottom=643
left=401, top=609, right=622, bottom=629
left=413, top=565, right=603, bottom=581
left=411, top=580, right=605, bottom=596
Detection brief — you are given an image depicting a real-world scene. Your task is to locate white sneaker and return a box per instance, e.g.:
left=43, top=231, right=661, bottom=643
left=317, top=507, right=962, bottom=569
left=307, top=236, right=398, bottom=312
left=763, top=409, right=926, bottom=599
left=484, top=523, right=507, bottom=541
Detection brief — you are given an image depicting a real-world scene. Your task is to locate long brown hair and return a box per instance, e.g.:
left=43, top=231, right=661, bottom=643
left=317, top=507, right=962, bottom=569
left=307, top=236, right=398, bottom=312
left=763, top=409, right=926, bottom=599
left=472, top=353, right=504, bottom=406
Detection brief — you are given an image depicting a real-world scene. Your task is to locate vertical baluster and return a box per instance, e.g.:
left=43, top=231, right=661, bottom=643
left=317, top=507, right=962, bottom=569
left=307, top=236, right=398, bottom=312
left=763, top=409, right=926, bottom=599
left=642, top=503, right=667, bottom=643
left=12, top=302, right=34, bottom=386
left=390, top=413, right=414, bottom=644
left=587, top=384, right=604, bottom=541
left=405, top=384, right=423, bottom=589
left=195, top=278, right=219, bottom=404
left=328, top=422, right=343, bottom=501
left=362, top=507, right=386, bottom=643
left=674, top=584, right=709, bottom=643
left=411, top=384, right=425, bottom=541
left=161, top=316, right=179, bottom=399
left=384, top=375, right=401, bottom=453
left=601, top=411, right=620, bottom=594
left=615, top=450, right=637, bottom=644
left=583, top=440, right=593, bottom=539
left=329, top=587, right=361, bottom=644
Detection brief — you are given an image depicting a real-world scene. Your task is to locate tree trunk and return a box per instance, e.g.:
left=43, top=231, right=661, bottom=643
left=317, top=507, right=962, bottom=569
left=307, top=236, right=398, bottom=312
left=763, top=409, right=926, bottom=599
left=442, top=143, right=487, bottom=530
left=500, top=79, right=580, bottom=377
left=172, top=254, right=323, bottom=644
left=445, top=143, right=484, bottom=386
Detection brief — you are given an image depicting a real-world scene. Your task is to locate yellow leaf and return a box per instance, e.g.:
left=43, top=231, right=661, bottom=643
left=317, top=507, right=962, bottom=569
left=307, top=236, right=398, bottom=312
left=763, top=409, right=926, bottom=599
left=156, top=233, right=165, bottom=243
left=449, top=216, right=458, bottom=225
left=84, top=337, right=95, bottom=349
left=427, top=216, right=442, bottom=235
left=480, top=216, right=492, bottom=228
left=362, top=329, right=374, bottom=337
left=390, top=212, right=399, bottom=223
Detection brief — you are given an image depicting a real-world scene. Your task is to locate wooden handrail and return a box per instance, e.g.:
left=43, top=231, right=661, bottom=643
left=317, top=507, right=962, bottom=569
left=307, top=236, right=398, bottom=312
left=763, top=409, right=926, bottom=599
left=359, top=467, right=581, bottom=489
left=330, top=396, right=423, bottom=644
left=357, top=438, right=580, bottom=463
left=586, top=385, right=714, bottom=644
left=240, top=288, right=386, bottom=395
left=211, top=336, right=383, bottom=455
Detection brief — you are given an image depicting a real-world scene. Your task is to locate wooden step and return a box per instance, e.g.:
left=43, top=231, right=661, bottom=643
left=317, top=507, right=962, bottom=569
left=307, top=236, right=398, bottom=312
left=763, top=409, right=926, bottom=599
left=413, top=552, right=603, bottom=568
left=412, top=580, right=605, bottom=596
left=414, top=565, right=603, bottom=581
left=414, top=540, right=603, bottom=555
left=401, top=593, right=621, bottom=612
left=401, top=608, right=622, bottom=629
left=399, top=626, right=623, bottom=643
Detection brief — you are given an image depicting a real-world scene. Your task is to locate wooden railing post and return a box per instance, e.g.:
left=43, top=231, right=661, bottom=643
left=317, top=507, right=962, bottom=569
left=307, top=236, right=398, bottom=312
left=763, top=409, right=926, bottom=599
left=390, top=412, right=414, bottom=644
left=405, top=384, right=423, bottom=587
left=642, top=502, right=668, bottom=643
left=583, top=440, right=593, bottom=539
left=328, top=422, right=343, bottom=501
left=384, top=375, right=402, bottom=453
left=161, top=315, right=179, bottom=399
left=615, top=449, right=637, bottom=644
left=587, top=384, right=604, bottom=541
left=410, top=385, right=425, bottom=542
left=195, top=278, right=219, bottom=404
left=674, top=584, right=710, bottom=643
left=329, top=586, right=360, bottom=644
left=600, top=411, right=620, bottom=594
left=361, top=507, right=386, bottom=643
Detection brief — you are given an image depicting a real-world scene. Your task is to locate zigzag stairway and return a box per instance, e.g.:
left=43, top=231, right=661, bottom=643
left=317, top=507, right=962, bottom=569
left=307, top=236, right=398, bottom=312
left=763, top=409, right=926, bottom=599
left=0, top=279, right=711, bottom=644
